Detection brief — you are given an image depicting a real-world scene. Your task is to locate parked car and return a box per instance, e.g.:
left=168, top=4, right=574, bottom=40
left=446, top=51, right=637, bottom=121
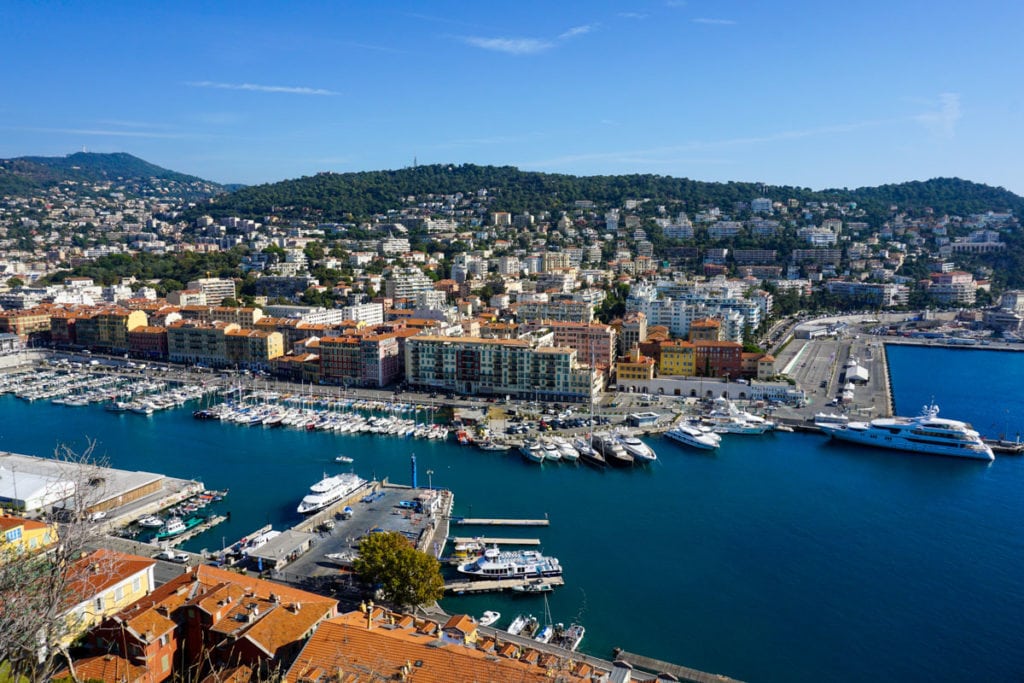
left=155, top=550, right=190, bottom=563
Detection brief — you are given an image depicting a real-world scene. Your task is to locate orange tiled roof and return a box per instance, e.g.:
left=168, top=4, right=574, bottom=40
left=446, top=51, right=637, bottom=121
left=284, top=610, right=593, bottom=683
left=0, top=514, right=50, bottom=532
left=64, top=550, right=155, bottom=609
left=56, top=653, right=148, bottom=683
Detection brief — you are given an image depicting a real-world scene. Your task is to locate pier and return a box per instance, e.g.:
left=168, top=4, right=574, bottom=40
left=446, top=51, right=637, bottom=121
left=444, top=575, right=565, bottom=594
left=454, top=517, right=550, bottom=526
left=614, top=650, right=745, bottom=683
left=449, top=536, right=541, bottom=546
left=163, top=514, right=227, bottom=548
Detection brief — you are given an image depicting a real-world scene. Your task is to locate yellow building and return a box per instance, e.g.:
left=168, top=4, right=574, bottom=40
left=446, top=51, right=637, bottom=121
left=0, top=514, right=58, bottom=559
left=615, top=347, right=655, bottom=381
left=224, top=328, right=284, bottom=369
left=61, top=549, right=156, bottom=646
left=167, top=320, right=239, bottom=366
left=659, top=339, right=696, bottom=376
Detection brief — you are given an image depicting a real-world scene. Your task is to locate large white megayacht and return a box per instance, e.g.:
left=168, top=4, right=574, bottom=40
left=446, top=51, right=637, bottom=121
left=817, top=403, right=994, bottom=461
left=296, top=473, right=367, bottom=514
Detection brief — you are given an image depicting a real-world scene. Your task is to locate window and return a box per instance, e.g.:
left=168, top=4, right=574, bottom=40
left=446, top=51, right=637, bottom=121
left=95, top=597, right=104, bottom=612
left=132, top=577, right=141, bottom=593
left=114, top=586, right=125, bottom=602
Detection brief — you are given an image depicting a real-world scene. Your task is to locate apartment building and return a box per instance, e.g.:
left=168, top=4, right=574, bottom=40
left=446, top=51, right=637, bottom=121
left=224, top=328, right=284, bottom=369
left=185, top=277, right=236, bottom=306
left=405, top=335, right=598, bottom=401
left=166, top=320, right=239, bottom=366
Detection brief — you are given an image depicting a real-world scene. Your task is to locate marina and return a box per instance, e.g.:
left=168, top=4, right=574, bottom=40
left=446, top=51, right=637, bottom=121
left=0, top=342, right=1023, bottom=683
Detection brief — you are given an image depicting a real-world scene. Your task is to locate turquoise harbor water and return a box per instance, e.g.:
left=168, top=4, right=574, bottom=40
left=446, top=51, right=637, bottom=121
left=1, top=345, right=1022, bottom=682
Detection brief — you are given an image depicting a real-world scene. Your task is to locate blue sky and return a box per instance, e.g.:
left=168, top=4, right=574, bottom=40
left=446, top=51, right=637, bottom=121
left=2, top=1, right=1023, bottom=194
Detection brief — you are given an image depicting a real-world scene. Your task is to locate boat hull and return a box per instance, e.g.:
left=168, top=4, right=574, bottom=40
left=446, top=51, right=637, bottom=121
left=822, top=426, right=995, bottom=461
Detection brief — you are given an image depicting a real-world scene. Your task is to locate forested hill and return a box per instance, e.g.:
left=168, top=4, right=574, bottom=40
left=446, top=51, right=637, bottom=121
left=0, top=152, right=225, bottom=198
left=193, top=164, right=1024, bottom=222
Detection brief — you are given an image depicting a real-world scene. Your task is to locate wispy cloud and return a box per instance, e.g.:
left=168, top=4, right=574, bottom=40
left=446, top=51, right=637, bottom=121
left=693, top=18, right=736, bottom=25
left=665, top=0, right=687, bottom=7
left=462, top=22, right=597, bottom=55
left=97, top=119, right=176, bottom=130
left=3, top=126, right=199, bottom=140
left=559, top=24, right=596, bottom=40
left=461, top=36, right=554, bottom=55
left=185, top=81, right=338, bottom=96
left=915, top=93, right=961, bottom=138
left=618, top=12, right=648, bottom=20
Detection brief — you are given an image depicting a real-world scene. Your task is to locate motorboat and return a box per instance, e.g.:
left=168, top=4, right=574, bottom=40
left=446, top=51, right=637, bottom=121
left=507, top=614, right=537, bottom=636
left=614, top=432, right=657, bottom=462
left=457, top=546, right=562, bottom=579
left=552, top=437, right=580, bottom=462
left=334, top=455, right=354, bottom=463
left=511, top=579, right=555, bottom=594
left=705, top=398, right=775, bottom=434
left=553, top=622, right=586, bottom=651
left=479, top=610, right=501, bottom=627
left=477, top=439, right=511, bottom=452
left=591, top=433, right=634, bottom=467
left=818, top=402, right=994, bottom=461
left=574, top=435, right=606, bottom=468
left=136, top=515, right=165, bottom=528
left=519, top=439, right=545, bottom=464
left=539, top=440, right=562, bottom=462
left=665, top=423, right=721, bottom=450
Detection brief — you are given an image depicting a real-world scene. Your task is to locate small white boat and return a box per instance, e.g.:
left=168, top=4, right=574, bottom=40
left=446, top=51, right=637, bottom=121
left=137, top=515, right=164, bottom=528
left=335, top=455, right=354, bottom=463
left=479, top=610, right=501, bottom=627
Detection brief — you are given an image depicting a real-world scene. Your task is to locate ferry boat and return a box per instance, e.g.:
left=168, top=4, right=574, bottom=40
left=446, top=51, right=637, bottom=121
left=297, top=473, right=367, bottom=514
left=457, top=546, right=563, bottom=579
left=665, top=423, right=721, bottom=450
left=818, top=403, right=995, bottom=461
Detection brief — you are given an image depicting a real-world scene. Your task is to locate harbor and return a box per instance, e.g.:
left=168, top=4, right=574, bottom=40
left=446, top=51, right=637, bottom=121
left=0, top=342, right=1023, bottom=682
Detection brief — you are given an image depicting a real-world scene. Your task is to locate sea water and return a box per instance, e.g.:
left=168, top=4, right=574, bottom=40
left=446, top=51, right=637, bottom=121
left=0, top=345, right=1021, bottom=682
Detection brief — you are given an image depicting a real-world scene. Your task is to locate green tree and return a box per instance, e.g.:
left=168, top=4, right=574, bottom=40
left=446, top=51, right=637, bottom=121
left=6, top=277, right=24, bottom=289
left=353, top=531, right=444, bottom=611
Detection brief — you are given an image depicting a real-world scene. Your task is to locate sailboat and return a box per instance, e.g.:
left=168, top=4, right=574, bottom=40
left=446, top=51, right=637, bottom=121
left=577, top=343, right=607, bottom=468
left=534, top=595, right=555, bottom=644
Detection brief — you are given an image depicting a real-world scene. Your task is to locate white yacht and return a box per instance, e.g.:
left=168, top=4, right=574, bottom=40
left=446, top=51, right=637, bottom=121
left=520, top=439, right=545, bottom=464
left=552, top=437, right=579, bottom=462
left=818, top=403, right=994, bottom=461
left=705, top=398, right=775, bottom=434
left=539, top=440, right=562, bottom=462
left=297, top=473, right=367, bottom=514
left=614, top=433, right=657, bottom=462
left=665, top=423, right=721, bottom=450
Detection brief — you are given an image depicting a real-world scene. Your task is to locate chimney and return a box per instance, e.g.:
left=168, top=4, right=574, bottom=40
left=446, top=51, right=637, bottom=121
left=366, top=600, right=374, bottom=630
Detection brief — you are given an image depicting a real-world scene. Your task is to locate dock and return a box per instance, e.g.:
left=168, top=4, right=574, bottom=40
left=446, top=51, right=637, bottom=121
left=449, top=536, right=541, bottom=546
left=164, top=515, right=227, bottom=548
left=614, top=650, right=745, bottom=683
left=444, top=576, right=565, bottom=594
left=454, top=517, right=550, bottom=526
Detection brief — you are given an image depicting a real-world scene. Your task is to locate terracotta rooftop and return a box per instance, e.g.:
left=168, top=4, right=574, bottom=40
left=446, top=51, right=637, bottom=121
left=284, top=608, right=598, bottom=683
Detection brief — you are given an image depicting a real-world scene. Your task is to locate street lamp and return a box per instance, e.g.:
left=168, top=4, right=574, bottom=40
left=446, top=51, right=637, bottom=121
left=426, top=469, right=434, bottom=491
